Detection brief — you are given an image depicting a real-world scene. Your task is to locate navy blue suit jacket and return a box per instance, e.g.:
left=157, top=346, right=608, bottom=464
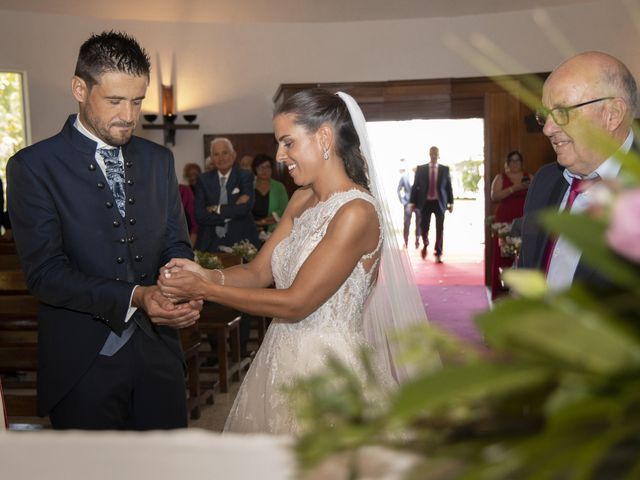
left=7, top=115, right=193, bottom=415
left=194, top=167, right=259, bottom=251
left=410, top=163, right=454, bottom=213
left=517, top=161, right=614, bottom=287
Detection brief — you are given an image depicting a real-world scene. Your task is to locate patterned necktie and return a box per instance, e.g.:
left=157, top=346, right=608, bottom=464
left=98, top=147, right=125, bottom=217
left=215, top=175, right=228, bottom=238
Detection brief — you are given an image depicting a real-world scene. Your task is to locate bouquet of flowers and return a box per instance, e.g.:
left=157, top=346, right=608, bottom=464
left=231, top=239, right=258, bottom=262
left=498, top=233, right=522, bottom=258
left=194, top=250, right=223, bottom=270
left=491, top=221, right=522, bottom=259
left=490, top=221, right=512, bottom=238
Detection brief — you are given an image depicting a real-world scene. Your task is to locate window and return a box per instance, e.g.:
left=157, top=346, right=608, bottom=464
left=0, top=71, right=29, bottom=194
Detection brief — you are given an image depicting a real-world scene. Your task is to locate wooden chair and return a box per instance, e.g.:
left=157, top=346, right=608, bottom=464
left=179, top=323, right=214, bottom=420
left=215, top=252, right=243, bottom=268
left=198, top=302, right=251, bottom=393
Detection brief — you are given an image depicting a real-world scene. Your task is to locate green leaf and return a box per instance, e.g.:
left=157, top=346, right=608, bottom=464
left=492, top=307, right=640, bottom=375
left=501, top=269, right=547, bottom=299
left=390, top=363, right=552, bottom=423
left=540, top=211, right=640, bottom=289
left=475, top=297, right=551, bottom=350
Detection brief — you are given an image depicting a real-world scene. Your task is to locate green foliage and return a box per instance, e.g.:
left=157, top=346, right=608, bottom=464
left=456, top=159, right=483, bottom=193
left=0, top=72, right=27, bottom=187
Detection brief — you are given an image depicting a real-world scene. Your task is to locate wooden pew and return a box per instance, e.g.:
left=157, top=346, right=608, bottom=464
left=0, top=295, right=40, bottom=421
left=0, top=242, right=20, bottom=270
left=0, top=270, right=28, bottom=296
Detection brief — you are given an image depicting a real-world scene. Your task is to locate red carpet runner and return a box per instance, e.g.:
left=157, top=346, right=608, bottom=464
left=405, top=240, right=488, bottom=346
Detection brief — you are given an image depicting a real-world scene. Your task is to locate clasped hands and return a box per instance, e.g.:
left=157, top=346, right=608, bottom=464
left=158, top=258, right=217, bottom=304
left=135, top=259, right=212, bottom=329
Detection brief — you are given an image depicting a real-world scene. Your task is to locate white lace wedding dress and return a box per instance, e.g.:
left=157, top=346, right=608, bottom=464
left=224, top=189, right=392, bottom=434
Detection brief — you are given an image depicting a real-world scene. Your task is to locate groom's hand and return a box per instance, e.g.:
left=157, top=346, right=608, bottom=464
left=133, top=285, right=201, bottom=329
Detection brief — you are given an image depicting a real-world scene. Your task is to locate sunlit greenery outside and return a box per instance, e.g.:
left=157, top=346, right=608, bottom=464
left=0, top=72, right=27, bottom=196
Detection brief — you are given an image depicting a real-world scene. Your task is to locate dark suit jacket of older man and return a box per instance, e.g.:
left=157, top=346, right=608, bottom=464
left=517, top=157, right=635, bottom=288
left=194, top=166, right=259, bottom=252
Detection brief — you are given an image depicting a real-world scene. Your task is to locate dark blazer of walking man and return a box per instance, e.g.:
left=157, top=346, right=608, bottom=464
left=410, top=146, right=454, bottom=263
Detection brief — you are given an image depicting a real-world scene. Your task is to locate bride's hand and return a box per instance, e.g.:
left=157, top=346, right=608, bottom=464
left=161, top=258, right=206, bottom=277
left=158, top=268, right=212, bottom=302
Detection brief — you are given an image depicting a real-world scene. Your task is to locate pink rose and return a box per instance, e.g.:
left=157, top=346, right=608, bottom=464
left=606, top=189, right=640, bottom=263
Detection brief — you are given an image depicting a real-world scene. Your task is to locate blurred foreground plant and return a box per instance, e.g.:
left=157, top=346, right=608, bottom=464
left=288, top=160, right=640, bottom=479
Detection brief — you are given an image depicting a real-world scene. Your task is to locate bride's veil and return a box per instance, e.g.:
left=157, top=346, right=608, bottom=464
left=336, top=92, right=440, bottom=383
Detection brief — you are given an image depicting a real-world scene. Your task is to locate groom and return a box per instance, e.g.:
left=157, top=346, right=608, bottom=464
left=7, top=31, right=200, bottom=430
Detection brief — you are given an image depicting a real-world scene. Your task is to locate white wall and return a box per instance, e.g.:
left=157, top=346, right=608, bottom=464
left=1, top=0, right=638, bottom=179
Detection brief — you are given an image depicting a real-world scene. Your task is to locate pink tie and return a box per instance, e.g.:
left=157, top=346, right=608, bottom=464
left=542, top=178, right=584, bottom=274
left=428, top=164, right=437, bottom=200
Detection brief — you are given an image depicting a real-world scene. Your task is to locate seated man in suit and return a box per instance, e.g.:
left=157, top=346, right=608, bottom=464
left=518, top=51, right=637, bottom=290
left=194, top=138, right=259, bottom=358
left=194, top=137, right=260, bottom=253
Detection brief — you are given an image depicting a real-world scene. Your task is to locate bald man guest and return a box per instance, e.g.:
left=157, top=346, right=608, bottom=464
left=518, top=51, right=638, bottom=290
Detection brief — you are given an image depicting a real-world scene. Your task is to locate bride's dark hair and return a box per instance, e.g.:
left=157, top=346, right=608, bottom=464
left=274, top=88, right=370, bottom=190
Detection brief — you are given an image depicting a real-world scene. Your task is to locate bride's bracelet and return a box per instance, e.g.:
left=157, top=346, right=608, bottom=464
left=213, top=268, right=225, bottom=286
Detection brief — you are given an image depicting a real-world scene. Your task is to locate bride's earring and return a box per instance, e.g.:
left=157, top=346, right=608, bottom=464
left=322, top=147, right=330, bottom=161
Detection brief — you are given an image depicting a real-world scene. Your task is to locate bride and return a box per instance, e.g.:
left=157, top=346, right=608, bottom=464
left=159, top=89, right=433, bottom=434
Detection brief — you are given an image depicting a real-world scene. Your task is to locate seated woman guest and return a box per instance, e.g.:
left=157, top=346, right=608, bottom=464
left=183, top=162, right=202, bottom=194
left=490, top=150, right=531, bottom=299
left=178, top=184, right=198, bottom=246
left=252, top=154, right=289, bottom=234
left=180, top=163, right=202, bottom=245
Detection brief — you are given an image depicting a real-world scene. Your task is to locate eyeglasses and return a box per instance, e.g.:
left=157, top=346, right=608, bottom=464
left=535, top=97, right=615, bottom=127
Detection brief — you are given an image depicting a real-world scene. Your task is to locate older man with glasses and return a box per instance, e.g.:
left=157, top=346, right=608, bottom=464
left=518, top=51, right=638, bottom=290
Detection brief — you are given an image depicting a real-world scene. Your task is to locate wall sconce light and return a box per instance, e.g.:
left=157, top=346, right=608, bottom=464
left=162, top=84, right=174, bottom=116
left=142, top=84, right=199, bottom=146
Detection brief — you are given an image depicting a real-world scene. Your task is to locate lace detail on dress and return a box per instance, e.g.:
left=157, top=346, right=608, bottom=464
left=224, top=189, right=388, bottom=434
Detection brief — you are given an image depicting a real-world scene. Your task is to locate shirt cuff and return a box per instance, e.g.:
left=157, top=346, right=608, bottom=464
left=125, top=285, right=139, bottom=323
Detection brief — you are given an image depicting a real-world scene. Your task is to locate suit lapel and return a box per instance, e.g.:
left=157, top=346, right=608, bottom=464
left=532, top=172, right=568, bottom=268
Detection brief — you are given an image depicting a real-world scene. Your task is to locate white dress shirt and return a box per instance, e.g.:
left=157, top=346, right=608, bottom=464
left=547, top=131, right=631, bottom=291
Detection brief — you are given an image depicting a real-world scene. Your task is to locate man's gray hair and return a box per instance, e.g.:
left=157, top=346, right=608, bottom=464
left=210, top=137, right=234, bottom=152
left=604, top=62, right=638, bottom=117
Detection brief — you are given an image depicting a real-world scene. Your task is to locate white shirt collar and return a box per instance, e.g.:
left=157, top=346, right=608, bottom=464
left=563, top=130, right=632, bottom=183
left=73, top=115, right=115, bottom=151
left=218, top=170, right=231, bottom=181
